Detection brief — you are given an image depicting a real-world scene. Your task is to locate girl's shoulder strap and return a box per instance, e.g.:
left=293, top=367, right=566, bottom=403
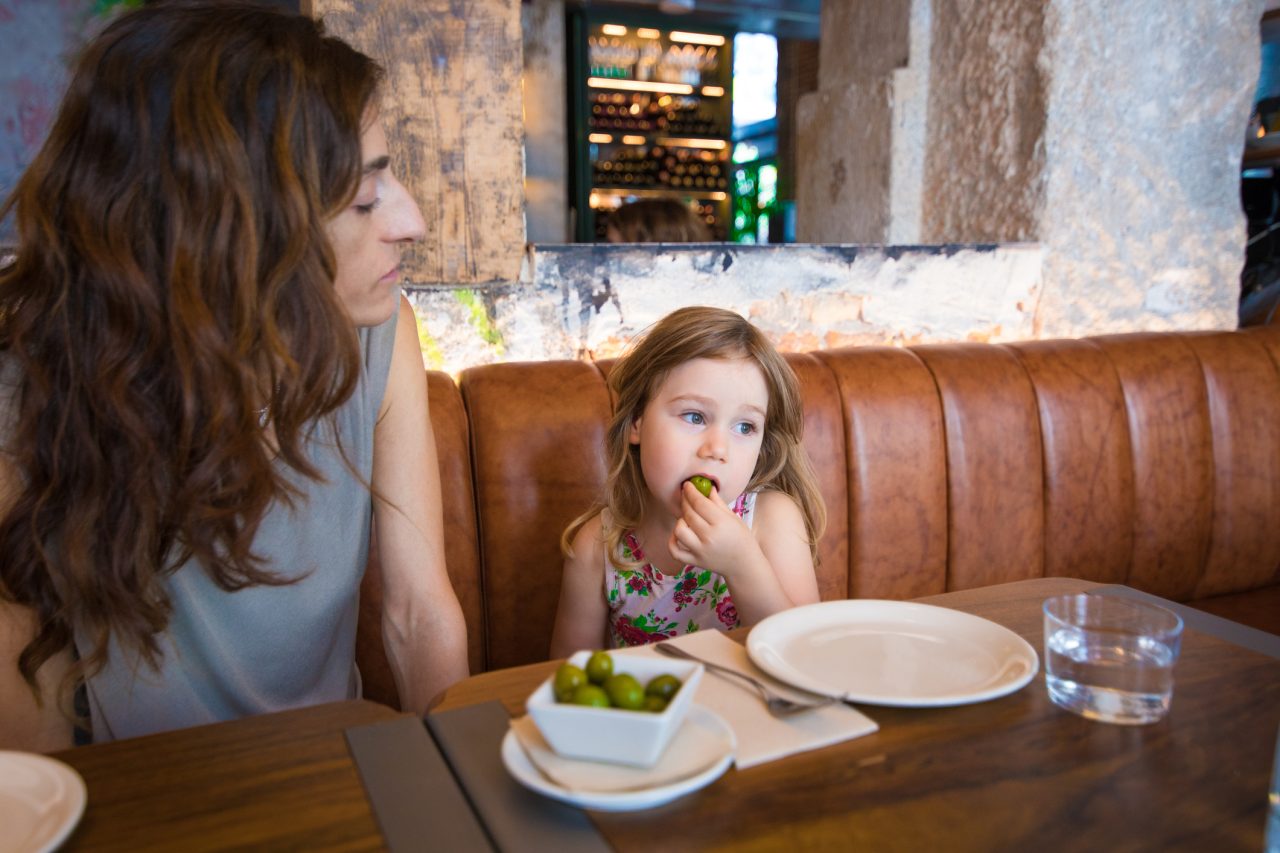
left=733, top=491, right=758, bottom=528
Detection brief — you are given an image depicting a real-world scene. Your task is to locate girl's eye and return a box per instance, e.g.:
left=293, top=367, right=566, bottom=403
left=733, top=421, right=758, bottom=436
left=354, top=197, right=382, bottom=215
left=680, top=411, right=705, bottom=425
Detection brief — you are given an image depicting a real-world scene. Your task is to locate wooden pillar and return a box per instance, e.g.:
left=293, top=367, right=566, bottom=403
left=313, top=0, right=526, bottom=285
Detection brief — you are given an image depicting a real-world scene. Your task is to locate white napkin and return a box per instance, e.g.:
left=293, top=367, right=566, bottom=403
left=510, top=710, right=731, bottom=793
left=616, top=631, right=878, bottom=770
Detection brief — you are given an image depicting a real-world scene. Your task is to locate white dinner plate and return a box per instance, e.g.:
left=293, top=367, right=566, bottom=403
left=0, top=751, right=87, bottom=853
left=747, top=600, right=1040, bottom=707
left=501, top=705, right=734, bottom=812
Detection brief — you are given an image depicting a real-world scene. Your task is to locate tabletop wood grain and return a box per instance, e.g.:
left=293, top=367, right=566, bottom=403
left=53, top=700, right=400, bottom=852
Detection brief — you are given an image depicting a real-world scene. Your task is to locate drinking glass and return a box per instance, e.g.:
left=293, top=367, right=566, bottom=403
left=1042, top=594, right=1183, bottom=725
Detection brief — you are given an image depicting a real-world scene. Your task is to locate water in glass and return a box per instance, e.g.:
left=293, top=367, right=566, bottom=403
left=1042, top=594, right=1182, bottom=725
left=1045, top=625, right=1175, bottom=724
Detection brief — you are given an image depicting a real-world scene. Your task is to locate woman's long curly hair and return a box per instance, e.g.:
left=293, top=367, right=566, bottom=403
left=562, top=306, right=826, bottom=570
left=0, top=0, right=382, bottom=700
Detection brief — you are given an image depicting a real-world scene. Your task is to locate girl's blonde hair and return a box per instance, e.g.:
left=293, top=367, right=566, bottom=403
left=562, top=306, right=826, bottom=569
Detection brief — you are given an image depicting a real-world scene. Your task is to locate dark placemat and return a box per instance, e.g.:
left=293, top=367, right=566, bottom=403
left=346, top=714, right=494, bottom=852
left=425, top=700, right=611, bottom=853
left=1090, top=584, right=1280, bottom=659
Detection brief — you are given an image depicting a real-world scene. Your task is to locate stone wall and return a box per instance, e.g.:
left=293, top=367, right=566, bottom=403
left=794, top=0, right=1260, bottom=338
left=796, top=82, right=895, bottom=243
left=888, top=0, right=932, bottom=245
left=1037, top=0, right=1260, bottom=336
left=406, top=243, right=1043, bottom=376
left=796, top=1, right=907, bottom=244
left=923, top=0, right=1046, bottom=243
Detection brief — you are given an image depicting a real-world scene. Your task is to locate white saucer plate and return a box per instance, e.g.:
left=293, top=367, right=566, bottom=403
left=502, top=705, right=734, bottom=812
left=0, top=751, right=87, bottom=853
left=747, top=599, right=1040, bottom=707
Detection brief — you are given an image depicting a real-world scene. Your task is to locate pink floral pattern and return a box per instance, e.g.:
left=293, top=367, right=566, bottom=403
left=605, top=492, right=756, bottom=648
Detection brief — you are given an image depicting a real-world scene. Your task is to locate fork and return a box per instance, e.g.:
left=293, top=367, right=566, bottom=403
left=655, top=642, right=839, bottom=717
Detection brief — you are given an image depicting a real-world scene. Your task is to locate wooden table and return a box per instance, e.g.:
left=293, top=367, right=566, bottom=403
left=54, top=700, right=399, bottom=851
left=52, top=578, right=1280, bottom=851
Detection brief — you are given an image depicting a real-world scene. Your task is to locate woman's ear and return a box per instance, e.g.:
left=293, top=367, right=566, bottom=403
left=628, top=416, right=642, bottom=445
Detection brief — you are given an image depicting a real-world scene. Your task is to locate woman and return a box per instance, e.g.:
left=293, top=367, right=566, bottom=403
left=0, top=1, right=468, bottom=749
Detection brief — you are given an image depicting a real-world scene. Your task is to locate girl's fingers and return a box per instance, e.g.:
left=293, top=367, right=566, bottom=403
left=672, top=517, right=695, bottom=548
left=684, top=494, right=728, bottom=534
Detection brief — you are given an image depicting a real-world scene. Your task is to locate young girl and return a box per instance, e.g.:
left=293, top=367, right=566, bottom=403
left=549, top=306, right=826, bottom=655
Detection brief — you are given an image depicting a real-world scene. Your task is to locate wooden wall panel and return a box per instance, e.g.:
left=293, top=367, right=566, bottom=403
left=314, top=0, right=526, bottom=285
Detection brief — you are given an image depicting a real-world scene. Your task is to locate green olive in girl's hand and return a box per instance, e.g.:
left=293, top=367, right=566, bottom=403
left=688, top=475, right=714, bottom=497
left=553, top=663, right=587, bottom=702
left=585, top=650, right=614, bottom=685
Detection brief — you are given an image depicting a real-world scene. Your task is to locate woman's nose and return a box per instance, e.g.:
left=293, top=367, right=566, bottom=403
left=386, top=177, right=426, bottom=244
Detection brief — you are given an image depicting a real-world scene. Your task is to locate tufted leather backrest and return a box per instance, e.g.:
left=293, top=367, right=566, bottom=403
left=357, top=325, right=1280, bottom=700
left=1006, top=338, right=1135, bottom=585
left=815, top=346, right=948, bottom=600
left=461, top=360, right=613, bottom=671
left=1182, top=331, right=1280, bottom=598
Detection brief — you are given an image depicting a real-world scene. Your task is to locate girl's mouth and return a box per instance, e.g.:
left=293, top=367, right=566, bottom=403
left=685, top=474, right=719, bottom=493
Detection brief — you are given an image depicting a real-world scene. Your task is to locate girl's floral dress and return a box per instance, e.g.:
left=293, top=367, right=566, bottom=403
left=605, top=492, right=756, bottom=647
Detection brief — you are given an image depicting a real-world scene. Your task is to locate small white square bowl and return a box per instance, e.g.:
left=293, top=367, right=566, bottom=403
left=526, top=650, right=704, bottom=768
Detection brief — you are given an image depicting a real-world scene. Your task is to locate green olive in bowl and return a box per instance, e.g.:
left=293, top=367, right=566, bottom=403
left=645, top=673, right=682, bottom=701
left=585, top=650, right=614, bottom=685
left=553, top=663, right=587, bottom=702
left=570, top=684, right=610, bottom=707
left=604, top=674, right=646, bottom=710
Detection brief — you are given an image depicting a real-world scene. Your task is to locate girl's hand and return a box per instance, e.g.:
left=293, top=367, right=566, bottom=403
left=667, top=480, right=765, bottom=577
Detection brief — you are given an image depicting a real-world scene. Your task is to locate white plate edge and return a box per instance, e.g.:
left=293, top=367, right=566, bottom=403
left=501, top=705, right=735, bottom=811
left=0, top=751, right=88, bottom=853
left=746, top=599, right=1041, bottom=707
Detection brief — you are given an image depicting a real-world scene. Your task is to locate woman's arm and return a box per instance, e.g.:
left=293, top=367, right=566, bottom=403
left=0, top=451, right=73, bottom=751
left=0, top=602, right=73, bottom=751
left=549, top=514, right=609, bottom=658
left=371, top=298, right=469, bottom=713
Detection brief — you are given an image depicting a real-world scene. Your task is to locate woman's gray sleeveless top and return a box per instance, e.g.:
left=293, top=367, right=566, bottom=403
left=74, top=313, right=397, bottom=742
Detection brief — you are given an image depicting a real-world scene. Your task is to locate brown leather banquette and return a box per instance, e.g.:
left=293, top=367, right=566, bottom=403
left=357, top=325, right=1280, bottom=709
